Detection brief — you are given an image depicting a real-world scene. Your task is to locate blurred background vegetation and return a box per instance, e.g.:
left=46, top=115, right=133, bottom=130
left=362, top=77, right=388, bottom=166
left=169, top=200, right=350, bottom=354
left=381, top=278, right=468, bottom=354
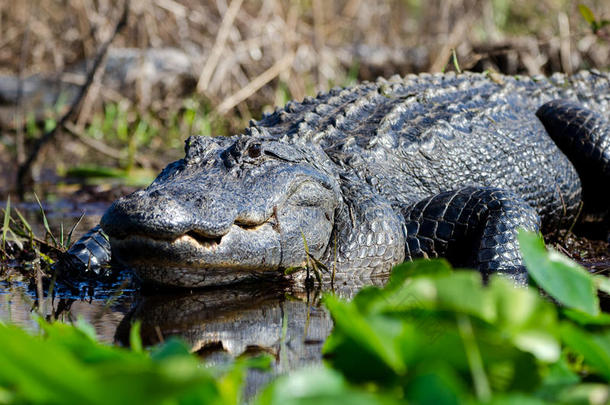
left=0, top=0, right=609, bottom=195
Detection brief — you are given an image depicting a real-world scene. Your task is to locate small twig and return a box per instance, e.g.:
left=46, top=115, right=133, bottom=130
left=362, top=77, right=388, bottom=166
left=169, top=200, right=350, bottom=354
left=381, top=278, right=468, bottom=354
left=15, top=0, right=32, bottom=165
left=332, top=232, right=337, bottom=287
left=216, top=52, right=294, bottom=114
left=154, top=326, right=164, bottom=344
left=16, top=0, right=130, bottom=196
left=196, top=0, right=244, bottom=93
left=430, top=18, right=470, bottom=72
left=558, top=12, right=573, bottom=75
left=36, top=265, right=44, bottom=317
left=563, top=201, right=584, bottom=243
left=63, top=121, right=151, bottom=167
left=555, top=243, right=573, bottom=258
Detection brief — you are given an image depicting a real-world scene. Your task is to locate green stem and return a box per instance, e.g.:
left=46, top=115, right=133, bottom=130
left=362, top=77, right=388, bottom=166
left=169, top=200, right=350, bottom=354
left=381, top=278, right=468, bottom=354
left=457, top=313, right=491, bottom=401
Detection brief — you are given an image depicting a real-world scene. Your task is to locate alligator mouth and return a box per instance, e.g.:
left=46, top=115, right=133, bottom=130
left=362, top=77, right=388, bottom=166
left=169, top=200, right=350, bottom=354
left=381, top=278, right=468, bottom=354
left=108, top=222, right=283, bottom=287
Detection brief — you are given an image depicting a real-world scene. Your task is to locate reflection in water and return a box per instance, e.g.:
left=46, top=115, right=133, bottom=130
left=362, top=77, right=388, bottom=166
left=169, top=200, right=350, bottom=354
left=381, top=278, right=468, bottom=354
left=115, top=281, right=335, bottom=397
left=0, top=278, right=136, bottom=343
left=0, top=274, right=353, bottom=397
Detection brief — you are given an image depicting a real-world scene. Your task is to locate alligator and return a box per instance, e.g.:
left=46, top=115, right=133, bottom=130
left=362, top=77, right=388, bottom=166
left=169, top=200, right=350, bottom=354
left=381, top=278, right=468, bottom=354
left=65, top=70, right=610, bottom=287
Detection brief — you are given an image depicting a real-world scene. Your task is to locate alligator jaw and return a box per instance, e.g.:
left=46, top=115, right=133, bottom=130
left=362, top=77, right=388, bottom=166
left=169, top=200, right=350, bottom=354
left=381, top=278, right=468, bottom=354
left=109, top=223, right=283, bottom=287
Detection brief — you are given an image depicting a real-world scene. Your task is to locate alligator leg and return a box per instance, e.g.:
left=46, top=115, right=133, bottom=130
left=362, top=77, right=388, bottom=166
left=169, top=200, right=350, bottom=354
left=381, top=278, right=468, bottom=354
left=61, top=224, right=113, bottom=277
left=536, top=100, right=610, bottom=214
left=402, top=187, right=540, bottom=284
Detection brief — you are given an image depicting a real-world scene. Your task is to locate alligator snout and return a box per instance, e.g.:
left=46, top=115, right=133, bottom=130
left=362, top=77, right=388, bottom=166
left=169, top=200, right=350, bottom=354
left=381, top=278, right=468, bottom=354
left=100, top=188, right=239, bottom=241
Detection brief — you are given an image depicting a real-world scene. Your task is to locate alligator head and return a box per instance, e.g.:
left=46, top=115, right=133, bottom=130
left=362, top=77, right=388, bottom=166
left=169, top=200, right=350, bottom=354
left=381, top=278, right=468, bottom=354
left=100, top=135, right=343, bottom=287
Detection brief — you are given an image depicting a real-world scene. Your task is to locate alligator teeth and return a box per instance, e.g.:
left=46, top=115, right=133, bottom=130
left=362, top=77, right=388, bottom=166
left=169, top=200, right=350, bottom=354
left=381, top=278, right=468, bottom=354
left=183, top=231, right=222, bottom=249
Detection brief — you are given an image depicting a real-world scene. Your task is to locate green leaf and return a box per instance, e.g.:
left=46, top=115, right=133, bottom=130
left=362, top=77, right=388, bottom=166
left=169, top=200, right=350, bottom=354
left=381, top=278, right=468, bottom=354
left=579, top=4, right=597, bottom=26
left=66, top=166, right=130, bottom=179
left=284, top=266, right=304, bottom=275
left=518, top=230, right=599, bottom=316
left=487, top=277, right=559, bottom=362
left=551, top=383, right=610, bottom=405
left=386, top=258, right=453, bottom=288
left=595, top=275, right=610, bottom=296
left=403, top=364, right=465, bottom=405
left=323, top=294, right=406, bottom=375
left=561, top=323, right=610, bottom=380
left=150, top=338, right=191, bottom=362
left=0, top=323, right=103, bottom=404
left=129, top=321, right=143, bottom=353
left=483, top=394, right=547, bottom=405
left=536, top=354, right=581, bottom=401
left=563, top=308, right=610, bottom=325
left=451, top=48, right=462, bottom=73
left=0, top=386, right=14, bottom=404
left=34, top=192, right=59, bottom=248
left=457, top=313, right=491, bottom=402
left=74, top=317, right=98, bottom=341
left=0, top=318, right=267, bottom=405
left=255, top=366, right=400, bottom=405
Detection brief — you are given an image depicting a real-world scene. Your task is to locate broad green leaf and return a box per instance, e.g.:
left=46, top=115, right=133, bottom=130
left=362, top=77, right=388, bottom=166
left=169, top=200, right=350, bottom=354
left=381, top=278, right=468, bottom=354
left=551, top=383, right=610, bottom=405
left=457, top=313, right=491, bottom=401
left=0, top=319, right=263, bottom=405
left=0, top=323, right=103, bottom=404
left=367, top=271, right=493, bottom=320
left=323, top=294, right=406, bottom=375
left=150, top=338, right=191, bottom=362
left=518, top=230, right=599, bottom=316
left=386, top=259, right=453, bottom=288
left=535, top=354, right=581, bottom=401
left=487, top=277, right=559, bottom=362
left=0, top=386, right=14, bottom=404
left=254, top=366, right=400, bottom=405
left=74, top=317, right=98, bottom=341
left=403, top=364, right=465, bottom=405
left=563, top=308, right=610, bottom=326
left=561, top=323, right=610, bottom=380
left=482, top=394, right=547, bottom=405
left=595, top=275, right=610, bottom=296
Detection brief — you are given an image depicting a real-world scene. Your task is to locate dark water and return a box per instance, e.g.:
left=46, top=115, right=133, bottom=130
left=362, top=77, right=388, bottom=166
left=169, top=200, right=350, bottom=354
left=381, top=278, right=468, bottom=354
left=0, top=270, right=332, bottom=397
left=0, top=200, right=334, bottom=396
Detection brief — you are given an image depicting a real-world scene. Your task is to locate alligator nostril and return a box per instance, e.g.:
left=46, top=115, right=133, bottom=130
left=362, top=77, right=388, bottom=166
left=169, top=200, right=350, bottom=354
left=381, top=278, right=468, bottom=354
left=149, top=190, right=163, bottom=198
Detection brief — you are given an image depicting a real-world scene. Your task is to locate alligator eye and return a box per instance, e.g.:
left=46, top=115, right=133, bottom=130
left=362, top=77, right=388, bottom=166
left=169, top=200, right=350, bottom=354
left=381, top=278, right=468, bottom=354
left=247, top=143, right=262, bottom=158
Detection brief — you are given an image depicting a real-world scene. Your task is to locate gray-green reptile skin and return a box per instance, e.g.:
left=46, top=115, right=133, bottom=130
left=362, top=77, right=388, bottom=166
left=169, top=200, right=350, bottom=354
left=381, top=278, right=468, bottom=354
left=66, top=70, right=610, bottom=287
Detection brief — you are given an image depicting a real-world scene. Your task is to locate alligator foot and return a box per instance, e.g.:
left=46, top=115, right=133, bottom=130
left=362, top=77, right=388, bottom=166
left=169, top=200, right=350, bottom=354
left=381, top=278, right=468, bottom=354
left=61, top=225, right=113, bottom=278
left=402, top=187, right=541, bottom=285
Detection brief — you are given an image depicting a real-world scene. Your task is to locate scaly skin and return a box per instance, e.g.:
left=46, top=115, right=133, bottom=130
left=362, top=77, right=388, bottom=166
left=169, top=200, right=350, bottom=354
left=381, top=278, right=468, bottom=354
left=66, top=70, right=610, bottom=287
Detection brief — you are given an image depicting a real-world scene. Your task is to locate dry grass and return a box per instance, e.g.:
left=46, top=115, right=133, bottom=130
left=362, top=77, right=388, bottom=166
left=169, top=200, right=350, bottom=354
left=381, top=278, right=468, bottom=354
left=2, top=0, right=609, bottom=112
left=1, top=0, right=610, bottom=191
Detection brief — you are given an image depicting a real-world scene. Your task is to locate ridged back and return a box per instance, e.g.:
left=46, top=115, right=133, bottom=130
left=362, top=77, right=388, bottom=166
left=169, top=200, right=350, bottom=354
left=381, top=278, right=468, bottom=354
left=253, top=71, right=610, bottom=228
